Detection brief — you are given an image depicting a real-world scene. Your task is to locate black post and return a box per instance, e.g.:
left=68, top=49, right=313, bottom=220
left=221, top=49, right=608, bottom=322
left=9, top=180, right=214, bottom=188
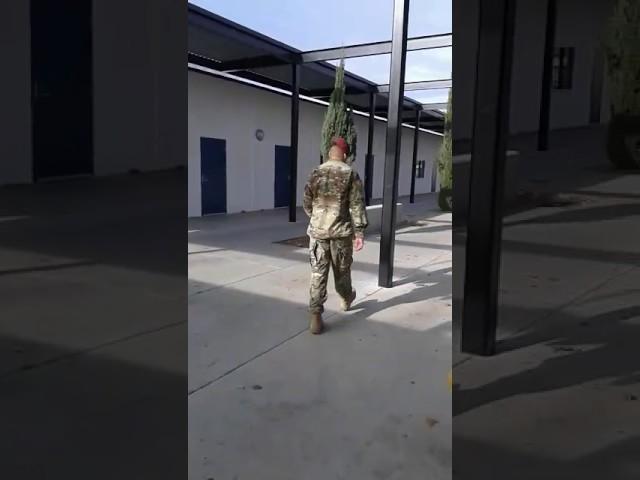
left=589, top=46, right=604, bottom=124
left=378, top=0, right=409, bottom=288
left=461, top=0, right=516, bottom=355
left=537, top=0, right=556, bottom=151
left=410, top=109, right=421, bottom=204
left=365, top=92, right=376, bottom=206
left=289, top=63, right=300, bottom=222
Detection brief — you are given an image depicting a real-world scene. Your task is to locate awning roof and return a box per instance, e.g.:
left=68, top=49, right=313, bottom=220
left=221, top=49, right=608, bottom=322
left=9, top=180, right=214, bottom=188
left=188, top=3, right=445, bottom=133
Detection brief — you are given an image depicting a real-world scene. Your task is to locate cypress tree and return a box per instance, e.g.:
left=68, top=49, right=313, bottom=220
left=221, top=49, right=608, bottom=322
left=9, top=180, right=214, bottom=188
left=320, top=59, right=358, bottom=163
left=603, top=0, right=640, bottom=117
left=437, top=89, right=453, bottom=211
left=603, top=0, right=640, bottom=168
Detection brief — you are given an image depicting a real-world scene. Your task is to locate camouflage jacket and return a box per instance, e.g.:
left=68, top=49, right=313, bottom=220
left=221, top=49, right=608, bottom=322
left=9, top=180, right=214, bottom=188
left=303, top=160, right=368, bottom=239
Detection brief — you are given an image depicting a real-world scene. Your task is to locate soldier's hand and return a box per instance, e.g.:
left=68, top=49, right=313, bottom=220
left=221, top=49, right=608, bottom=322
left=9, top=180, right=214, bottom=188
left=353, top=236, right=364, bottom=252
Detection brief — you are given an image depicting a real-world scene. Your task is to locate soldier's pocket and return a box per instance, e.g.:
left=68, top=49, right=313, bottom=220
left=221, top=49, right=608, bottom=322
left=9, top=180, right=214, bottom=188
left=309, top=240, right=320, bottom=267
left=336, top=243, right=353, bottom=270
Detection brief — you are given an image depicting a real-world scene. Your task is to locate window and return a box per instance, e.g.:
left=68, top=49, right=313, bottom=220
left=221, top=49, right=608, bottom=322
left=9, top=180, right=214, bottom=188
left=552, top=47, right=575, bottom=90
left=416, top=160, right=426, bottom=179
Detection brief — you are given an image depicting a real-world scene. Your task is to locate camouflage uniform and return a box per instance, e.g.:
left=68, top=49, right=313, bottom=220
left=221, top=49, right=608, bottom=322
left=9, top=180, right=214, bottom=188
left=303, top=160, right=368, bottom=314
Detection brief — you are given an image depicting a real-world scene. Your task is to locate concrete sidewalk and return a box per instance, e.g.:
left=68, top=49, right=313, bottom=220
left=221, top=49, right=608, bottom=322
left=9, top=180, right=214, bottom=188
left=0, top=171, right=186, bottom=479
left=453, top=127, right=640, bottom=479
left=188, top=196, right=452, bottom=480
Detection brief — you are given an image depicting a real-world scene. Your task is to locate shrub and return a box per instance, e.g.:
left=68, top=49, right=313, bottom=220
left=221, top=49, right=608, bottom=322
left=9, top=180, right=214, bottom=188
left=603, top=0, right=640, bottom=117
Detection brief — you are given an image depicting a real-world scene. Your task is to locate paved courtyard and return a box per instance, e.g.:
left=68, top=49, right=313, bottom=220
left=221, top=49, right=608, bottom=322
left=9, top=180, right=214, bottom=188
left=188, top=194, right=452, bottom=480
left=453, top=127, right=640, bottom=479
left=0, top=171, right=186, bottom=479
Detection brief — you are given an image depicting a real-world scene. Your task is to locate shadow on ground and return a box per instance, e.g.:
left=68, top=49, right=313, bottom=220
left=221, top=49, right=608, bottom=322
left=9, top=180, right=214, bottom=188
left=0, top=333, right=186, bottom=479
left=0, top=170, right=186, bottom=276
left=0, top=170, right=187, bottom=478
left=453, top=435, right=640, bottom=480
left=188, top=206, right=453, bottom=479
left=453, top=126, right=640, bottom=478
left=189, top=272, right=453, bottom=480
left=454, top=303, right=640, bottom=416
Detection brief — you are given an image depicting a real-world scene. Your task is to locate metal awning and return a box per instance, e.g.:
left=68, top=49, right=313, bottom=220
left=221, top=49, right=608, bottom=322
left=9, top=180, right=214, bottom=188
left=188, top=3, right=446, bottom=132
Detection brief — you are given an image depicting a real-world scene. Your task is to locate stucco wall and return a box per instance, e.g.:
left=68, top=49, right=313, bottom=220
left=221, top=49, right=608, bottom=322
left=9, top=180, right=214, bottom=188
left=0, top=0, right=186, bottom=187
left=188, top=70, right=441, bottom=217
left=453, top=0, right=614, bottom=141
left=93, top=0, right=186, bottom=176
left=0, top=1, right=32, bottom=185
left=451, top=0, right=478, bottom=144
left=552, top=0, right=614, bottom=129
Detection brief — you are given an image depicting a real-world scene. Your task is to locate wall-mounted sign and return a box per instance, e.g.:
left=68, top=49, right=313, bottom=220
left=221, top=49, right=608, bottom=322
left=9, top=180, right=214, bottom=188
left=255, top=129, right=265, bottom=141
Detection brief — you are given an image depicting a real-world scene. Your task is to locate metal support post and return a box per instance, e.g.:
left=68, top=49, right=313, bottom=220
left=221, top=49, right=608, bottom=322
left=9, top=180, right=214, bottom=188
left=378, top=0, right=410, bottom=288
left=461, top=0, right=516, bottom=355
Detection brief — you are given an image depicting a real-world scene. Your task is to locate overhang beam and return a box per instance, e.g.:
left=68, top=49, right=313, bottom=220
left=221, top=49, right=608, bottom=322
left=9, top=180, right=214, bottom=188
left=216, top=53, right=298, bottom=72
left=307, top=86, right=373, bottom=97
left=300, top=33, right=452, bottom=63
left=378, top=79, right=452, bottom=93
left=421, top=102, right=448, bottom=111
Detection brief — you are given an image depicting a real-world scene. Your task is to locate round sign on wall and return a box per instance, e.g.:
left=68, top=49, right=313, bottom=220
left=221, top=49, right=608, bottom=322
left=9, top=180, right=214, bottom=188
left=255, top=129, right=265, bottom=141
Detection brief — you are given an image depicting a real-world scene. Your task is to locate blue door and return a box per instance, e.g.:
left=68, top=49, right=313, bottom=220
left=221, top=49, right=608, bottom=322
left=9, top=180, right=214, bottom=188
left=200, top=137, right=227, bottom=215
left=274, top=145, right=291, bottom=208
left=32, top=0, right=93, bottom=180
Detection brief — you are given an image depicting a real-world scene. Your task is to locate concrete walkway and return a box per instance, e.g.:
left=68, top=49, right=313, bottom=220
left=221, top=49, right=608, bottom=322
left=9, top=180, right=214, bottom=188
left=188, top=194, right=452, bottom=480
left=453, top=127, right=640, bottom=479
left=0, top=171, right=186, bottom=479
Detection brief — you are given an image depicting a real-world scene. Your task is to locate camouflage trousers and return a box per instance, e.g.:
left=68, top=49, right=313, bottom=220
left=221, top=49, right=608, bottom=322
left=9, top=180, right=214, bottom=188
left=308, top=236, right=354, bottom=314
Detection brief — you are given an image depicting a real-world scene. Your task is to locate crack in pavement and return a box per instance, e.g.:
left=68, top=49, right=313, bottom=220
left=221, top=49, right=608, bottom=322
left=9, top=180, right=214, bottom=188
left=0, top=320, right=186, bottom=380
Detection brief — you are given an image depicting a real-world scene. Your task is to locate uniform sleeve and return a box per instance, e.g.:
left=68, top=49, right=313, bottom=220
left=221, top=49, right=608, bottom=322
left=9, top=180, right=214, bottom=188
left=349, top=171, right=368, bottom=237
left=303, top=173, right=314, bottom=218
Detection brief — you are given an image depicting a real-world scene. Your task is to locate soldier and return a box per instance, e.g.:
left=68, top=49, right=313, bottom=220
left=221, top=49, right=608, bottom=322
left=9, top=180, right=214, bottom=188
left=303, top=136, right=368, bottom=334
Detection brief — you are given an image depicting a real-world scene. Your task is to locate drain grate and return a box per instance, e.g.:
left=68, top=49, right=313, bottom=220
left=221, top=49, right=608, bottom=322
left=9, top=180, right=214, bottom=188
left=274, top=235, right=309, bottom=248
left=516, top=191, right=587, bottom=209
left=537, top=193, right=586, bottom=208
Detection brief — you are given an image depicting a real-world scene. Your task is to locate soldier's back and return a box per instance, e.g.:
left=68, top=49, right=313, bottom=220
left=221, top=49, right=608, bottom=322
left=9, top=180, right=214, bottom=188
left=305, top=160, right=356, bottom=239
left=313, top=160, right=353, bottom=201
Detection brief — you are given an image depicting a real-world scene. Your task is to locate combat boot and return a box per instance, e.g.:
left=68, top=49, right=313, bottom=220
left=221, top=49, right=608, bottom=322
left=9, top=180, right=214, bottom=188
left=340, top=289, right=357, bottom=311
left=310, top=312, right=324, bottom=334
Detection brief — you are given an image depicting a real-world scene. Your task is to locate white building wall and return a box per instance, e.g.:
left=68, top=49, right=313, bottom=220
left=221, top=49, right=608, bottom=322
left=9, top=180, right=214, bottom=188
left=552, top=0, right=614, bottom=129
left=0, top=0, right=185, bottom=187
left=451, top=0, right=478, bottom=143
left=188, top=70, right=442, bottom=217
left=454, top=0, right=613, bottom=140
left=93, top=0, right=186, bottom=176
left=509, top=0, right=547, bottom=134
left=0, top=1, right=32, bottom=185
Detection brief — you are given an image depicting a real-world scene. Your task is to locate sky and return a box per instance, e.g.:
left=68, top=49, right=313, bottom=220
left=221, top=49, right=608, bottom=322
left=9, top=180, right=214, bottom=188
left=190, top=0, right=452, bottom=104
